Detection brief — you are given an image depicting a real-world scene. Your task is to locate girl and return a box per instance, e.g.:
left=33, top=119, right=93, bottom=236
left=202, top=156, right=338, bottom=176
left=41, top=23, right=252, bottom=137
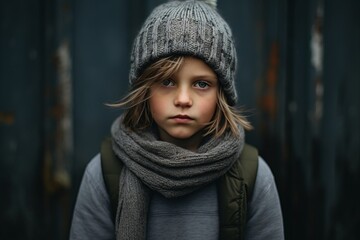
left=70, top=1, right=284, bottom=239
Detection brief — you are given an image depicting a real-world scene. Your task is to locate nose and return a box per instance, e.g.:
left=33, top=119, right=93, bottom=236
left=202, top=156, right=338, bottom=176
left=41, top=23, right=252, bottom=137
left=174, top=87, right=192, bottom=108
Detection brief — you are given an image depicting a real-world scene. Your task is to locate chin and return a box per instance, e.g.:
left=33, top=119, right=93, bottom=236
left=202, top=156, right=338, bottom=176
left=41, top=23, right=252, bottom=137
left=169, top=132, right=195, bottom=140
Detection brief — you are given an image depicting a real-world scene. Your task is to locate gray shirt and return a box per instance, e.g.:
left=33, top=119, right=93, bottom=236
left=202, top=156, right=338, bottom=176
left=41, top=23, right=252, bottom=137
left=70, top=155, right=284, bottom=240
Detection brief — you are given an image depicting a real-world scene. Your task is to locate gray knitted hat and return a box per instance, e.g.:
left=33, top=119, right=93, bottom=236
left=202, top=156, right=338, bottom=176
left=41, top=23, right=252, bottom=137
left=129, top=0, right=238, bottom=105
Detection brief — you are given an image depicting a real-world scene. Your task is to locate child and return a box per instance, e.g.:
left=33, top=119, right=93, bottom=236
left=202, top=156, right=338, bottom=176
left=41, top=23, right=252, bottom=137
left=70, top=0, right=284, bottom=239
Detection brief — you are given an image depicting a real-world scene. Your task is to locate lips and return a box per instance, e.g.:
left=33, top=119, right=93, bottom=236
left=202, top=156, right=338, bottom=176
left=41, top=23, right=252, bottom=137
left=170, top=114, right=194, bottom=123
left=171, top=114, right=193, bottom=119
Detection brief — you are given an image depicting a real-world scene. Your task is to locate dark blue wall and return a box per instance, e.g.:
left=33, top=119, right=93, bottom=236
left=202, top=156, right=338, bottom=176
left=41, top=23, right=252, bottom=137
left=0, top=0, right=359, bottom=239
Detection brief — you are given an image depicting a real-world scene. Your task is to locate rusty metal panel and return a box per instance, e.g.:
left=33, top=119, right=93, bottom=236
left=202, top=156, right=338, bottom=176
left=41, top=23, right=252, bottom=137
left=0, top=0, right=44, bottom=239
left=71, top=0, right=132, bottom=191
left=321, top=0, right=360, bottom=238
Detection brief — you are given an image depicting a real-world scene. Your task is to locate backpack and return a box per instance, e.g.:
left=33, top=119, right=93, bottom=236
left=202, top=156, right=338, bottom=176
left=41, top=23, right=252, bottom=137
left=100, top=137, right=258, bottom=240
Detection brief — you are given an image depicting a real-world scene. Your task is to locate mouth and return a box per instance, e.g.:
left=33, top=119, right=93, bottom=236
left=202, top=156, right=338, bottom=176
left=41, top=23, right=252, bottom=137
left=171, top=114, right=193, bottom=119
left=170, top=114, right=194, bottom=123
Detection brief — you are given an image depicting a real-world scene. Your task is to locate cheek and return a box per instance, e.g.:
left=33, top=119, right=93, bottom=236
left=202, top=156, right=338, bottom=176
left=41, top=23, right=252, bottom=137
left=198, top=97, right=217, bottom=121
left=149, top=93, right=166, bottom=117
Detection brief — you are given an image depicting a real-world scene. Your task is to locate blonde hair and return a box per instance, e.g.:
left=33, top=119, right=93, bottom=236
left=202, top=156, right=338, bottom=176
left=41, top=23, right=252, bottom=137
left=109, top=56, right=252, bottom=137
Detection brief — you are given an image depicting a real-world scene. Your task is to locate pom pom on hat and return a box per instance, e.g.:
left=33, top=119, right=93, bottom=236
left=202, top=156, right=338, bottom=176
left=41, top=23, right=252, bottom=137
left=169, top=0, right=217, bottom=9
left=200, top=0, right=217, bottom=8
left=129, top=0, right=238, bottom=105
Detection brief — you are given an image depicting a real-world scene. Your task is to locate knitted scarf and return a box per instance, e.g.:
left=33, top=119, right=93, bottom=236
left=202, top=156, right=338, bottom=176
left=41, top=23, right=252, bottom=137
left=111, top=116, right=245, bottom=240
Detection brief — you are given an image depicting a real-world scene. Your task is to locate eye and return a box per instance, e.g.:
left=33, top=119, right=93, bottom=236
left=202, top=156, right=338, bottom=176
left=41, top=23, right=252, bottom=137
left=194, top=81, right=210, bottom=89
left=161, top=79, right=175, bottom=87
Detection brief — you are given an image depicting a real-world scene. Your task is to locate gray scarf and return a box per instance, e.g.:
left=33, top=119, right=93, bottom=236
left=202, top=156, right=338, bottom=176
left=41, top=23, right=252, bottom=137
left=111, top=116, right=245, bottom=240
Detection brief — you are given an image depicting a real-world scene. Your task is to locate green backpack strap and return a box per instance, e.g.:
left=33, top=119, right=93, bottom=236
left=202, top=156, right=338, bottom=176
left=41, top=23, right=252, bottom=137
left=100, top=137, right=123, bottom=222
left=217, top=144, right=259, bottom=240
left=239, top=144, right=258, bottom=198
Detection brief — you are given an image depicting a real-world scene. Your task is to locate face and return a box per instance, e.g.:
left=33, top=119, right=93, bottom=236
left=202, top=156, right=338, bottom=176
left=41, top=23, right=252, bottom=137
left=149, top=57, right=218, bottom=150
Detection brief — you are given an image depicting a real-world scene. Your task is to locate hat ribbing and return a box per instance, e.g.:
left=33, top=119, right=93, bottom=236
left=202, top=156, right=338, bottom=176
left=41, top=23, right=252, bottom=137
left=129, top=0, right=238, bottom=105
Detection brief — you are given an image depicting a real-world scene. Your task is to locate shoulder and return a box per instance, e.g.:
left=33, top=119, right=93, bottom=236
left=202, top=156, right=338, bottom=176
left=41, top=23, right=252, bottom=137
left=76, top=153, right=110, bottom=204
left=70, top=154, right=114, bottom=239
left=83, top=154, right=106, bottom=191
left=245, top=156, right=284, bottom=239
left=85, top=153, right=101, bottom=176
left=251, top=156, right=280, bottom=206
left=256, top=157, right=276, bottom=191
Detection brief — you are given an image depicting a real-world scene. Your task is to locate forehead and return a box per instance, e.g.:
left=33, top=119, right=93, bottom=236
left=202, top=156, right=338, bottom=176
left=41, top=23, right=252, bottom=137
left=175, top=56, right=217, bottom=77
